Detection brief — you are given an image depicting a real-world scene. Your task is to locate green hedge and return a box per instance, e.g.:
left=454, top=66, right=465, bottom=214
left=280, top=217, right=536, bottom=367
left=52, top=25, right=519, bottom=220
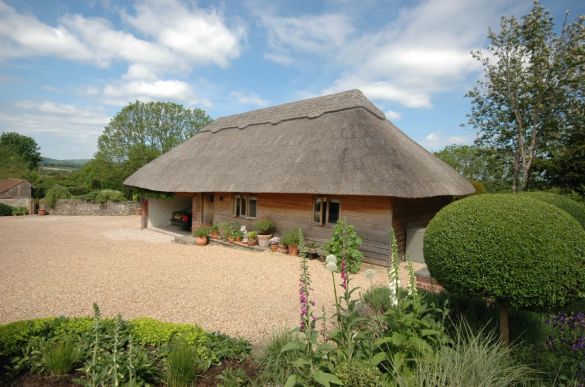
left=129, top=318, right=208, bottom=356
left=522, top=191, right=585, bottom=229
left=0, top=203, right=13, bottom=216
left=424, top=194, right=585, bottom=311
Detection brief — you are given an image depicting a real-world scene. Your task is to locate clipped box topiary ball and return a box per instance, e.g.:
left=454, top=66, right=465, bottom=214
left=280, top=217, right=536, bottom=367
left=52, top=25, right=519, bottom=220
left=521, top=191, right=585, bottom=229
left=424, top=194, right=585, bottom=312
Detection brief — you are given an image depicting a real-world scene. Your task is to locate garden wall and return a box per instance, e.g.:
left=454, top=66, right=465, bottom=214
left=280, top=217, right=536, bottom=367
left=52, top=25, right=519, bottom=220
left=0, top=198, right=33, bottom=214
left=50, top=199, right=140, bottom=216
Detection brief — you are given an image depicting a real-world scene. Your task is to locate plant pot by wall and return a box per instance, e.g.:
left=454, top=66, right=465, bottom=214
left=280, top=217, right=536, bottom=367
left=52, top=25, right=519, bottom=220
left=270, top=244, right=279, bottom=252
left=289, top=245, right=299, bottom=256
left=257, top=234, right=272, bottom=249
left=247, top=238, right=257, bottom=246
left=210, top=232, right=219, bottom=240
left=195, top=236, right=208, bottom=246
left=38, top=208, right=47, bottom=216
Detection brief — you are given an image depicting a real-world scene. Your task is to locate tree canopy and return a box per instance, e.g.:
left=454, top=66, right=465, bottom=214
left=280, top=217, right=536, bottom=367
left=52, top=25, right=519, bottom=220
left=465, top=1, right=584, bottom=193
left=0, top=132, right=42, bottom=169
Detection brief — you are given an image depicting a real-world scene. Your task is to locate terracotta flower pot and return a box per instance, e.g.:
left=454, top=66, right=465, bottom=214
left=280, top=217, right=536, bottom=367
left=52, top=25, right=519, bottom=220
left=195, top=236, right=208, bottom=246
left=288, top=245, right=299, bottom=256
left=38, top=208, right=47, bottom=216
left=227, top=236, right=235, bottom=243
left=247, top=238, right=257, bottom=246
left=210, top=232, right=219, bottom=240
left=270, top=244, right=279, bottom=252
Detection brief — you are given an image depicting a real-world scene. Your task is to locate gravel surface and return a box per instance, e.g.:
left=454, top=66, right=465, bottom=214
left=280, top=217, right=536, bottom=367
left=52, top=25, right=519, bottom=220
left=0, top=215, right=420, bottom=344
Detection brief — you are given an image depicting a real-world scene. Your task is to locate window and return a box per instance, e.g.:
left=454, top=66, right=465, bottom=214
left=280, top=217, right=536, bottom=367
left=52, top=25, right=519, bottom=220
left=313, top=196, right=341, bottom=225
left=233, top=194, right=257, bottom=218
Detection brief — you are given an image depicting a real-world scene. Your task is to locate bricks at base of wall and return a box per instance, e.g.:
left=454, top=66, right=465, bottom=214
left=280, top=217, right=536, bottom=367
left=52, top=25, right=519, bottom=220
left=415, top=268, right=444, bottom=294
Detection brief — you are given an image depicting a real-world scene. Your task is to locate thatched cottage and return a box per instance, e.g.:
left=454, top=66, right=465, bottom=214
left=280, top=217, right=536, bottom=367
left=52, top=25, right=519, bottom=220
left=125, top=90, right=473, bottom=266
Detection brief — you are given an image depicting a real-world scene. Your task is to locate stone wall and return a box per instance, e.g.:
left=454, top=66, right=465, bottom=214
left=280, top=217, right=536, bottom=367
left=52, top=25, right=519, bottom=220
left=0, top=198, right=33, bottom=213
left=50, top=199, right=140, bottom=216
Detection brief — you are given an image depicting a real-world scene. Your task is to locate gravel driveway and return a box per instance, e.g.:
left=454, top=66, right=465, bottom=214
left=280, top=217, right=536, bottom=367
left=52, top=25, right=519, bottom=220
left=0, top=215, right=406, bottom=344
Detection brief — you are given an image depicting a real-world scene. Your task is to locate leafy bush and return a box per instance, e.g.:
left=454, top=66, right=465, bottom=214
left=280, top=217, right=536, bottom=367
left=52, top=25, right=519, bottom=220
left=471, top=180, right=486, bottom=194
left=41, top=340, right=80, bottom=376
left=258, top=330, right=304, bottom=384
left=206, top=332, right=251, bottom=364
left=11, top=206, right=27, bottom=215
left=0, top=203, right=13, bottom=216
left=522, top=191, right=585, bottom=228
left=247, top=231, right=257, bottom=239
left=254, top=218, right=275, bottom=235
left=362, top=285, right=392, bottom=314
left=424, top=194, right=585, bottom=311
left=130, top=318, right=208, bottom=357
left=0, top=318, right=55, bottom=359
left=193, top=226, right=210, bottom=238
left=93, top=189, right=125, bottom=204
left=323, top=219, right=363, bottom=273
left=217, top=367, right=251, bottom=386
left=281, top=228, right=301, bottom=246
left=44, top=185, right=72, bottom=208
left=165, top=339, right=210, bottom=387
left=335, top=359, right=383, bottom=387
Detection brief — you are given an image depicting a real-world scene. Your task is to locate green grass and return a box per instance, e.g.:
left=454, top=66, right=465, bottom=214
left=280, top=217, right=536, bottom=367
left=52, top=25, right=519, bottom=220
left=41, top=340, right=79, bottom=376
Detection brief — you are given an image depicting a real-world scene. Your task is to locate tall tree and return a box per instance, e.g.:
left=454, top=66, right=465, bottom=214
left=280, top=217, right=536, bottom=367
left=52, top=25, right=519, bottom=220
left=97, top=101, right=211, bottom=164
left=466, top=2, right=584, bottom=192
left=91, top=101, right=212, bottom=193
left=0, top=132, right=41, bottom=169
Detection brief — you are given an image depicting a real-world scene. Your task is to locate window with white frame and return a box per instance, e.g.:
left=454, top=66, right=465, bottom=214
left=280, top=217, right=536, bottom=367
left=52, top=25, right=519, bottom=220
left=233, top=194, right=257, bottom=218
left=313, top=196, right=340, bottom=225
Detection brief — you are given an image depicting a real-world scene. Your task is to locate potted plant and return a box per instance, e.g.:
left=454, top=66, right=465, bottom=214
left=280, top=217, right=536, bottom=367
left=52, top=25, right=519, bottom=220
left=247, top=231, right=258, bottom=246
left=209, top=224, right=220, bottom=239
left=305, top=240, right=320, bottom=255
left=282, top=229, right=301, bottom=256
left=38, top=199, right=47, bottom=216
left=193, top=226, right=210, bottom=246
left=269, top=236, right=280, bottom=252
left=255, top=218, right=275, bottom=249
left=232, top=230, right=244, bottom=243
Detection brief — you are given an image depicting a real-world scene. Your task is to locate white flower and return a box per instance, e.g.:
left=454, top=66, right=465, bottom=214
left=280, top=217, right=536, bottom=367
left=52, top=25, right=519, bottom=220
left=325, top=254, right=337, bottom=264
left=325, top=261, right=338, bottom=272
left=365, top=268, right=376, bottom=280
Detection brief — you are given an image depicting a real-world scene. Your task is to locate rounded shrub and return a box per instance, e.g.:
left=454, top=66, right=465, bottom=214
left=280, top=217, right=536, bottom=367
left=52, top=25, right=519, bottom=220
left=334, top=360, right=383, bottom=387
left=424, top=194, right=585, bottom=312
left=0, top=203, right=12, bottom=216
left=521, top=191, right=585, bottom=229
left=44, top=185, right=72, bottom=208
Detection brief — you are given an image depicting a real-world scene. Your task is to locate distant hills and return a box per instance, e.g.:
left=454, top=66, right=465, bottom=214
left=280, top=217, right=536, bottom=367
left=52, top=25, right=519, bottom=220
left=41, top=157, right=90, bottom=170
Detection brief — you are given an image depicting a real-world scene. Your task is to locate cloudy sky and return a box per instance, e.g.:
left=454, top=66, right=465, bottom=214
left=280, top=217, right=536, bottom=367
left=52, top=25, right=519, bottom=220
left=0, top=0, right=582, bottom=159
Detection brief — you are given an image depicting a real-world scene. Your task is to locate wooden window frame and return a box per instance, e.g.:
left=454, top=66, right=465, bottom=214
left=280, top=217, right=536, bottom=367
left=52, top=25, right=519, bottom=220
left=233, top=193, right=258, bottom=219
left=313, top=196, right=341, bottom=227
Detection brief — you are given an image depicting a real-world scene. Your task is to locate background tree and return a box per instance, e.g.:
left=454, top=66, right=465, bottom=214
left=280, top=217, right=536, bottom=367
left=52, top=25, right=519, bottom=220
left=466, top=2, right=584, bottom=192
left=0, top=146, right=30, bottom=179
left=433, top=145, right=511, bottom=192
left=81, top=101, right=212, bottom=195
left=0, top=132, right=41, bottom=169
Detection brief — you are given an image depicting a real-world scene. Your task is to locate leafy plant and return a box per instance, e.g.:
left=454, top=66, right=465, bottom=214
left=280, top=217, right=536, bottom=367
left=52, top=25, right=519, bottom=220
left=247, top=231, right=257, bottom=239
left=130, top=318, right=208, bottom=356
left=323, top=219, right=363, bottom=274
left=217, top=222, right=232, bottom=240
left=209, top=224, right=219, bottom=233
left=362, top=285, right=393, bottom=314
left=206, top=332, right=251, bottom=364
left=44, top=185, right=72, bottom=208
left=11, top=206, right=27, bottom=215
left=0, top=203, right=12, bottom=216
left=41, top=340, right=80, bottom=376
left=193, top=226, right=210, bottom=238
left=334, top=359, right=383, bottom=387
left=216, top=367, right=251, bottom=386
left=281, top=229, right=301, bottom=247
left=84, top=189, right=126, bottom=204
left=258, top=330, right=304, bottom=384
left=545, top=312, right=585, bottom=384
left=255, top=218, right=275, bottom=235
left=165, top=339, right=210, bottom=387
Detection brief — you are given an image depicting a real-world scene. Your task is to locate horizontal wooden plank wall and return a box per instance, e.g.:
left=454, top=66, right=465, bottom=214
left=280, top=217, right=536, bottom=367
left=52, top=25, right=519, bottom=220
left=391, top=196, right=452, bottom=257
left=211, top=192, right=392, bottom=267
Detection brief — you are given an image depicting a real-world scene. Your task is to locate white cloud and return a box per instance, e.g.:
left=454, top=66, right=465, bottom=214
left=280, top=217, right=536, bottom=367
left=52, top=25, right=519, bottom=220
left=229, top=91, right=270, bottom=107
left=264, top=53, right=293, bottom=65
left=101, top=79, right=211, bottom=107
left=423, top=131, right=474, bottom=150
left=0, top=0, right=244, bottom=75
left=385, top=110, right=402, bottom=121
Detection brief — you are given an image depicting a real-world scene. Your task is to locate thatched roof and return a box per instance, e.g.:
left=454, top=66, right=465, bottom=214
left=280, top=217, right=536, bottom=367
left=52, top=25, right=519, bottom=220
left=125, top=90, right=474, bottom=198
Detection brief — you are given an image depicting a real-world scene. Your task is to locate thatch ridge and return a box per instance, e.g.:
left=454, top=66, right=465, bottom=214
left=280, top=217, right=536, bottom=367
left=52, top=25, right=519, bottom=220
left=124, top=90, right=474, bottom=198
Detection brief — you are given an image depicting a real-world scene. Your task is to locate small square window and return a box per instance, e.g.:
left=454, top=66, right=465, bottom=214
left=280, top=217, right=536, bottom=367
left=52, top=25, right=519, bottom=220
left=233, top=194, right=257, bottom=218
left=313, top=196, right=341, bottom=226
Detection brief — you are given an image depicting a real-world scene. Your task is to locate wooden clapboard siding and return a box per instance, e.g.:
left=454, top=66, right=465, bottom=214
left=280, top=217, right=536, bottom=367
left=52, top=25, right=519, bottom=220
left=391, top=196, right=453, bottom=256
left=210, top=192, right=392, bottom=266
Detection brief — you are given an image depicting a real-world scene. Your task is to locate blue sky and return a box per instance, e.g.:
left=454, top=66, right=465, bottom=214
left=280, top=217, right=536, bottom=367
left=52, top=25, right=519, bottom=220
left=0, top=0, right=582, bottom=159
